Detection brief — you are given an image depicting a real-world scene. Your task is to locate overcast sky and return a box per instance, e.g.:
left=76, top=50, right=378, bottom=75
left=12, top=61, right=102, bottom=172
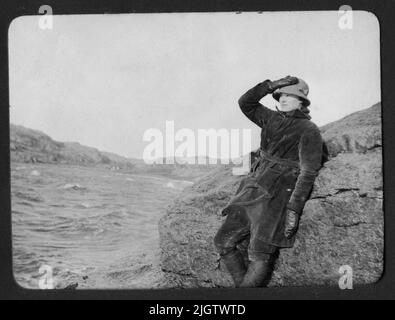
left=9, top=11, right=380, bottom=159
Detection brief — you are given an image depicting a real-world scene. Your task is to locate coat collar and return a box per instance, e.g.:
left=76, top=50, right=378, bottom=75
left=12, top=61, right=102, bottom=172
left=275, top=106, right=311, bottom=120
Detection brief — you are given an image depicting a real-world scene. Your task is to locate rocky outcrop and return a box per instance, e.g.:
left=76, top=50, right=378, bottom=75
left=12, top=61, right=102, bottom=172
left=158, top=103, right=383, bottom=288
left=320, top=102, right=381, bottom=156
left=10, top=124, right=138, bottom=168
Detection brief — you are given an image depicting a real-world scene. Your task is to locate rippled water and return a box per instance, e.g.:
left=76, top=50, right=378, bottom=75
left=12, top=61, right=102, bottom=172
left=11, top=163, right=193, bottom=289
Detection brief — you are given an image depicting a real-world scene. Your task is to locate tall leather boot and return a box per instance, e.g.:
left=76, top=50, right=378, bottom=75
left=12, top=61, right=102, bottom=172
left=221, top=250, right=247, bottom=287
left=239, top=254, right=273, bottom=287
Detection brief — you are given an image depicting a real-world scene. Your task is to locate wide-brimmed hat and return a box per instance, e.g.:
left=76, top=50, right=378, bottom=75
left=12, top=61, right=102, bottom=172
left=272, top=78, right=310, bottom=107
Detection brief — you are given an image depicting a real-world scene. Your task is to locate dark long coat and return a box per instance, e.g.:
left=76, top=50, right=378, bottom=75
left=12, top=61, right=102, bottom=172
left=221, top=80, right=326, bottom=248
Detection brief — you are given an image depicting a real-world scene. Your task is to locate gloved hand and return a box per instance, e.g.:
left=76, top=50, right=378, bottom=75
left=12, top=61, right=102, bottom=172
left=268, top=76, right=299, bottom=93
left=284, top=209, right=300, bottom=239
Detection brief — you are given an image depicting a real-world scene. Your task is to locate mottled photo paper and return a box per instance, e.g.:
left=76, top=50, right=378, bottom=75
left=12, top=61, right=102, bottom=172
left=9, top=10, right=382, bottom=289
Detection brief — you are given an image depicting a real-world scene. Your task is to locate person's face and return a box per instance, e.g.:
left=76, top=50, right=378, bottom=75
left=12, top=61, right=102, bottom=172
left=278, top=93, right=303, bottom=112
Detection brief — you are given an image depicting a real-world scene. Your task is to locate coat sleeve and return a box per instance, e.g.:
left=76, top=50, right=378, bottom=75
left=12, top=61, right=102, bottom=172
left=287, top=126, right=324, bottom=215
left=238, top=80, right=276, bottom=128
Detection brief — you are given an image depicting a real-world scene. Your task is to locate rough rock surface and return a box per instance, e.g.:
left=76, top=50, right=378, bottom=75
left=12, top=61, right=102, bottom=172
left=158, top=103, right=383, bottom=288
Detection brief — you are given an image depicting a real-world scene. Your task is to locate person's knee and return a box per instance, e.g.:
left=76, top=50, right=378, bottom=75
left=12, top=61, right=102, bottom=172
left=214, top=209, right=249, bottom=256
left=214, top=229, right=241, bottom=257
left=213, top=230, right=228, bottom=254
left=248, top=237, right=278, bottom=262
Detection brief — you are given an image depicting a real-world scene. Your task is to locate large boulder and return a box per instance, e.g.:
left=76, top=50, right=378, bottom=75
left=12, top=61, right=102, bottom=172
left=158, top=103, right=383, bottom=288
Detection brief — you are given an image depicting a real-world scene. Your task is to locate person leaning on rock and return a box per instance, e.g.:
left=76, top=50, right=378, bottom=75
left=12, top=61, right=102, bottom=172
left=214, top=76, right=327, bottom=287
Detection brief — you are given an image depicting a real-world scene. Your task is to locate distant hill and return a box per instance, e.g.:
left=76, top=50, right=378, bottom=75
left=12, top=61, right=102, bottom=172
left=9, top=124, right=221, bottom=180
left=10, top=124, right=140, bottom=169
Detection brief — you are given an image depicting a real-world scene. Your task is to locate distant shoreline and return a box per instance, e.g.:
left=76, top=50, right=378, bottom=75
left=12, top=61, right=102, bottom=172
left=10, top=160, right=210, bottom=183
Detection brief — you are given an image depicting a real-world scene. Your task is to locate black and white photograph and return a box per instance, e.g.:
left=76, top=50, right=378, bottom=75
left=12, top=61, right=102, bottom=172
left=8, top=10, right=382, bottom=290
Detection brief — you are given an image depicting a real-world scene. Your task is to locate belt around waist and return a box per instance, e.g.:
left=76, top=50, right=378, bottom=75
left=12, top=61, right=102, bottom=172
left=258, top=149, right=300, bottom=170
